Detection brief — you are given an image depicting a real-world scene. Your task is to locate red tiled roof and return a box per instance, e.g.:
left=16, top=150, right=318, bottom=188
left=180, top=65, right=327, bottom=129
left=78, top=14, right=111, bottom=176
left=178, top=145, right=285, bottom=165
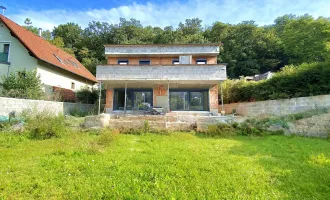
left=0, top=15, right=97, bottom=83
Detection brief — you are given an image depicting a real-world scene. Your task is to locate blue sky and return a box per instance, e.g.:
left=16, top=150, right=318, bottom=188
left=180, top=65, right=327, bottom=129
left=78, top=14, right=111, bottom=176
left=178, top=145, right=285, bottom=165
left=1, top=0, right=330, bottom=30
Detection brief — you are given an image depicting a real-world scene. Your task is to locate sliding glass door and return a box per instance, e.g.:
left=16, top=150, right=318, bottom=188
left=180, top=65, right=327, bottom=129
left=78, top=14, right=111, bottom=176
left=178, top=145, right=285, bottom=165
left=113, top=89, right=153, bottom=110
left=170, top=90, right=209, bottom=111
left=169, top=92, right=189, bottom=111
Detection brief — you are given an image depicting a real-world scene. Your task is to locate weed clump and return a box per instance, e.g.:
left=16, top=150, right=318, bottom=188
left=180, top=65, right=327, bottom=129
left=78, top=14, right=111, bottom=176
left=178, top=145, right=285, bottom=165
left=22, top=110, right=68, bottom=140
left=204, top=123, right=236, bottom=137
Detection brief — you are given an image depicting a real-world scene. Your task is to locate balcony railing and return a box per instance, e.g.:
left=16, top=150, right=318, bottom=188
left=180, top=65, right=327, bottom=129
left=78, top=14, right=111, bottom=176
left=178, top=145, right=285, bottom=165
left=96, top=64, right=227, bottom=81
left=0, top=53, right=8, bottom=63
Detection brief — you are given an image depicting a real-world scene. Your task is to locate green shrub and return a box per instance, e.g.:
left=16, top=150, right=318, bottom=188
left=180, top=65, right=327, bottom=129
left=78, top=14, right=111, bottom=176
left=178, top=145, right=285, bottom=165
left=203, top=123, right=236, bottom=137
left=282, top=107, right=328, bottom=121
left=22, top=111, right=67, bottom=140
left=69, top=107, right=88, bottom=117
left=97, top=129, right=118, bottom=146
left=119, top=128, right=145, bottom=135
left=0, top=69, right=45, bottom=100
left=221, top=62, right=330, bottom=103
left=75, top=86, right=99, bottom=104
left=236, top=121, right=263, bottom=136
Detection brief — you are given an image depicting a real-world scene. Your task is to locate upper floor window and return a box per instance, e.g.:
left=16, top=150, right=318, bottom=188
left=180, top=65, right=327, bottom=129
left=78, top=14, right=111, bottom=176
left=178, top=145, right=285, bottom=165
left=118, top=59, right=129, bottom=65
left=0, top=43, right=10, bottom=63
left=172, top=59, right=180, bottom=65
left=196, top=58, right=207, bottom=64
left=139, top=59, right=150, bottom=65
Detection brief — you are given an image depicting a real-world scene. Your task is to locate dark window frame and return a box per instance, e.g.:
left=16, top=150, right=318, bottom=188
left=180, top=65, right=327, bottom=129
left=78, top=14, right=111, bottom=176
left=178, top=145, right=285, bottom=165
left=118, top=59, right=129, bottom=65
left=139, top=59, right=150, bottom=65
left=169, top=89, right=209, bottom=111
left=172, top=58, right=180, bottom=64
left=0, top=43, right=10, bottom=63
left=196, top=58, right=207, bottom=64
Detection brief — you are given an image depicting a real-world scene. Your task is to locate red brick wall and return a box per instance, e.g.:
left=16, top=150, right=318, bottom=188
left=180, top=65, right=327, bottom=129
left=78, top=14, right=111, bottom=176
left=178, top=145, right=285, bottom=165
left=105, top=89, right=113, bottom=109
left=209, top=85, right=219, bottom=110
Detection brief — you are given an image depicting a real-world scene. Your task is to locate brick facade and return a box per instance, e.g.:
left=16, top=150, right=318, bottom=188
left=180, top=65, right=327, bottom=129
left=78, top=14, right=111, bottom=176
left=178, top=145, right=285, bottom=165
left=209, top=85, right=219, bottom=113
left=153, top=84, right=168, bottom=106
left=105, top=89, right=113, bottom=110
left=107, top=56, right=217, bottom=65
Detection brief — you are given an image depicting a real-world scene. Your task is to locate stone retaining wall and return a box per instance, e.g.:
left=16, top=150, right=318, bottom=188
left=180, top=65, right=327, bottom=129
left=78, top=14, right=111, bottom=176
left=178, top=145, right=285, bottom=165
left=221, top=94, right=330, bottom=117
left=84, top=114, right=234, bottom=131
left=0, top=97, right=94, bottom=116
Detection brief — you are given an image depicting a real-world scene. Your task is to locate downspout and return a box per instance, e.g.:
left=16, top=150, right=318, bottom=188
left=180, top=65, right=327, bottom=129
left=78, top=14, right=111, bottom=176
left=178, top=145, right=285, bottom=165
left=220, top=81, right=224, bottom=115
left=167, top=80, right=170, bottom=113
left=7, top=63, right=10, bottom=77
left=98, top=81, right=102, bottom=115
left=124, top=81, right=127, bottom=114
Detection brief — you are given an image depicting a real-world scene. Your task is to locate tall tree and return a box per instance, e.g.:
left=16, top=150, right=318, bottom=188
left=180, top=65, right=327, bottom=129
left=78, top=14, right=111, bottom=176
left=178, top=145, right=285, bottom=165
left=52, top=23, right=83, bottom=48
left=281, top=15, right=330, bottom=64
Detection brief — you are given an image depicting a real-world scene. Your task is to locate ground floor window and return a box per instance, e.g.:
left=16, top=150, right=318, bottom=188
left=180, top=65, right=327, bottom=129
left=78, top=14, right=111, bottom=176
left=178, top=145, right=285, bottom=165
left=113, top=89, right=153, bottom=110
left=170, top=90, right=209, bottom=111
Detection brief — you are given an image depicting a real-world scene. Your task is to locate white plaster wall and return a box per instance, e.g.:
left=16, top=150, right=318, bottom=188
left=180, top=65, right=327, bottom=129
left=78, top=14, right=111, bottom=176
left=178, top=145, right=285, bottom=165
left=37, top=64, right=93, bottom=93
left=0, top=22, right=38, bottom=76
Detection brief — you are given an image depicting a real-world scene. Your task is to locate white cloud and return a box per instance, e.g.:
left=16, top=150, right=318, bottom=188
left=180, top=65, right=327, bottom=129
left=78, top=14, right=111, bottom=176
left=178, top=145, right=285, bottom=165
left=6, top=0, right=330, bottom=31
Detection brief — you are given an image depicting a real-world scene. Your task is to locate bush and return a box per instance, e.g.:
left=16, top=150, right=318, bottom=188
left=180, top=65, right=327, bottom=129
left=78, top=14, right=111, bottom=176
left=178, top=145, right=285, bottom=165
left=69, top=107, right=88, bottom=117
left=0, top=69, right=45, bottom=99
left=22, top=110, right=67, bottom=140
left=75, top=86, right=99, bottom=104
left=221, top=62, right=330, bottom=103
left=203, top=123, right=236, bottom=137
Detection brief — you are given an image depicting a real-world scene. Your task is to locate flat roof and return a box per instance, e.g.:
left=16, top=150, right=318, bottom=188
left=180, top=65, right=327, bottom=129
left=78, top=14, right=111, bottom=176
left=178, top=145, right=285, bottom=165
left=104, top=43, right=222, bottom=47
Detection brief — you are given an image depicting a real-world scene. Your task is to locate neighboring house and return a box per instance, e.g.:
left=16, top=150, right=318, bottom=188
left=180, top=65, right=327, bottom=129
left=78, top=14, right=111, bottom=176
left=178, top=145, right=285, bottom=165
left=242, top=71, right=273, bottom=82
left=0, top=15, right=97, bottom=101
left=96, top=44, right=227, bottom=115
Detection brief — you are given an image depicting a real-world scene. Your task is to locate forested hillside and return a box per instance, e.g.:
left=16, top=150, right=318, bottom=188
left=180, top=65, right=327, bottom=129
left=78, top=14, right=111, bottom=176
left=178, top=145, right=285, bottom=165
left=24, top=14, right=330, bottom=77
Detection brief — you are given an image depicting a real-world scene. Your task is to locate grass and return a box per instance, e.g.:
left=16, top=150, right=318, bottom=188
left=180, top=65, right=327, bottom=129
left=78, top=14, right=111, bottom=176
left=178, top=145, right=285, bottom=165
left=0, top=131, right=330, bottom=199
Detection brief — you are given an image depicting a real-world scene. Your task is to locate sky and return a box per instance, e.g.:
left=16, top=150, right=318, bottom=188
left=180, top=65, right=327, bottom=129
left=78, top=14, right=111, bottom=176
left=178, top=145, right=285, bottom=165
left=1, top=0, right=330, bottom=31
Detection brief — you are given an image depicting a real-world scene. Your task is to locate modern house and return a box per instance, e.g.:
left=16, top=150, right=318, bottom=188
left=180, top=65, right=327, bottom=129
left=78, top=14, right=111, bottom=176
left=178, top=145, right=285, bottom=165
left=0, top=15, right=97, bottom=100
left=96, top=44, right=227, bottom=115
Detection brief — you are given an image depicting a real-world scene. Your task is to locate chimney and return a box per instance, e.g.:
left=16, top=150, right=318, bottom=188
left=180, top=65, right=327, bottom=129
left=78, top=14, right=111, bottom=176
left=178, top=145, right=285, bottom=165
left=0, top=6, right=6, bottom=15
left=38, top=28, right=42, bottom=37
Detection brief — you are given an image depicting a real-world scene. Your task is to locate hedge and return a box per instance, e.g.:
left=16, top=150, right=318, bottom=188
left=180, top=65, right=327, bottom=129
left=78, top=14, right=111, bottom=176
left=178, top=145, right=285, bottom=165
left=221, top=62, right=330, bottom=104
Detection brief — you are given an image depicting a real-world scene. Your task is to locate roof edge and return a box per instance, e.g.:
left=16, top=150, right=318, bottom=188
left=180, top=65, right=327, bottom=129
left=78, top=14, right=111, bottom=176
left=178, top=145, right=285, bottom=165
left=104, top=43, right=222, bottom=47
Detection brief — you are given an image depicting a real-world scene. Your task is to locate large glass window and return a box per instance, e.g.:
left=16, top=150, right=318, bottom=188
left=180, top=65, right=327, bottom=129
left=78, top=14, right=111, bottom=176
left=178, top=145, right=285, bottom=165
left=170, top=90, right=209, bottom=111
left=170, top=92, right=189, bottom=111
left=113, top=89, right=153, bottom=110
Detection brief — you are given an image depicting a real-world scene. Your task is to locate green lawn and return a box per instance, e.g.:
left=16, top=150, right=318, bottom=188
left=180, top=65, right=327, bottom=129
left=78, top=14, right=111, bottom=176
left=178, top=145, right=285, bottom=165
left=0, top=132, right=330, bottom=199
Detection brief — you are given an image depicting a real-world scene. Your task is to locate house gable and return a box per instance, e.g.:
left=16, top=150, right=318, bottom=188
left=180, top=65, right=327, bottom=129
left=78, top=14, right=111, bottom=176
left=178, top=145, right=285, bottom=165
left=0, top=21, right=39, bottom=76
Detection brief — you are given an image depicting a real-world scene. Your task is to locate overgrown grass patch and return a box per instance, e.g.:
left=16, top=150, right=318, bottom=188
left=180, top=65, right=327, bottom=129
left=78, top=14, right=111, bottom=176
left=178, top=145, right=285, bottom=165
left=0, top=131, right=329, bottom=199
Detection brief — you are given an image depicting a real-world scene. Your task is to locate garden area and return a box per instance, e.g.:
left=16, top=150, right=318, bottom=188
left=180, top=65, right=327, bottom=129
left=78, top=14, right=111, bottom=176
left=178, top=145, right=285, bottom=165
left=0, top=113, right=330, bottom=199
